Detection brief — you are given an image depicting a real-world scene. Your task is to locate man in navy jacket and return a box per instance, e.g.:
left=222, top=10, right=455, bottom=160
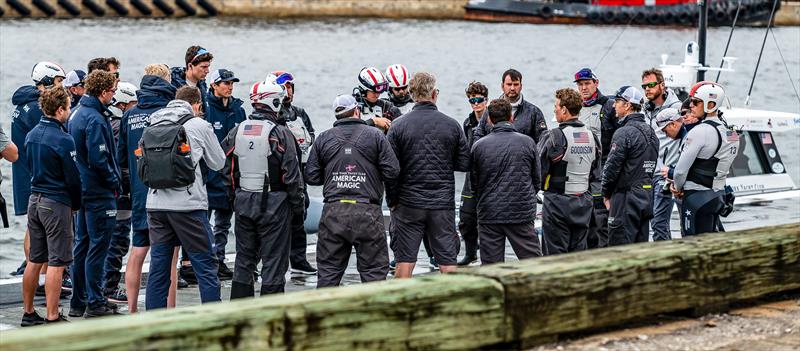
left=68, top=70, right=123, bottom=318
left=204, top=69, right=245, bottom=279
left=21, top=87, right=81, bottom=326
left=117, top=65, right=176, bottom=313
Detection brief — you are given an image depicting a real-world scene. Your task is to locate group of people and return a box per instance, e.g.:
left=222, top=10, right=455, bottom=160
left=8, top=45, right=739, bottom=327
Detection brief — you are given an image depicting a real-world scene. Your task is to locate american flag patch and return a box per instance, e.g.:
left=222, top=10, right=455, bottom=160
left=726, top=131, right=740, bottom=142
left=573, top=132, right=590, bottom=144
left=761, top=133, right=773, bottom=145
left=243, top=124, right=263, bottom=136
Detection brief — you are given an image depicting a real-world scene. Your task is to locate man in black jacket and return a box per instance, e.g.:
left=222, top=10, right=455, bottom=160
left=539, top=89, right=601, bottom=255
left=473, top=69, right=547, bottom=144
left=221, top=80, right=305, bottom=297
left=602, top=86, right=659, bottom=246
left=305, top=95, right=400, bottom=287
left=471, top=99, right=541, bottom=265
left=457, top=81, right=488, bottom=266
left=386, top=72, right=470, bottom=278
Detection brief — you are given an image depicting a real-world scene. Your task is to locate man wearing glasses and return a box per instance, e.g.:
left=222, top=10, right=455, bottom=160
left=385, top=64, right=414, bottom=115
left=171, top=46, right=213, bottom=115
left=68, top=70, right=123, bottom=318
left=601, top=86, right=658, bottom=247
left=457, top=81, right=488, bottom=266
left=641, top=68, right=682, bottom=241
left=354, top=67, right=401, bottom=132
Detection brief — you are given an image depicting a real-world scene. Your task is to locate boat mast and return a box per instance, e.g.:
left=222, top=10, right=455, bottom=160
left=697, top=0, right=709, bottom=81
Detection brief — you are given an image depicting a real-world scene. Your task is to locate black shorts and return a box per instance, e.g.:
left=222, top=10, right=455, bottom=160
left=132, top=228, right=150, bottom=248
left=390, top=204, right=459, bottom=265
left=27, top=193, right=74, bottom=267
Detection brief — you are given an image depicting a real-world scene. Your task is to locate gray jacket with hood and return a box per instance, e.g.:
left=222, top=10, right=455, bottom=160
left=643, top=88, right=682, bottom=179
left=146, top=100, right=226, bottom=211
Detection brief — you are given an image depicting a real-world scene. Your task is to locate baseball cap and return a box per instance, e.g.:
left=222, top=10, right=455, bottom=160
left=573, top=68, right=598, bottom=82
left=614, top=85, right=644, bottom=106
left=332, top=94, right=358, bottom=116
left=209, top=69, right=240, bottom=84
left=63, top=70, right=86, bottom=88
left=655, top=108, right=682, bottom=129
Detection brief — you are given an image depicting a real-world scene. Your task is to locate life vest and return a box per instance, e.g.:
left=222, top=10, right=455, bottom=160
left=687, top=119, right=738, bottom=190
left=286, top=117, right=312, bottom=163
left=544, top=124, right=597, bottom=194
left=234, top=119, right=276, bottom=192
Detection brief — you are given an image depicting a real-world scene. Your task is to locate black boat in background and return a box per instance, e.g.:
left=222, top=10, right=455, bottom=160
left=465, top=0, right=779, bottom=26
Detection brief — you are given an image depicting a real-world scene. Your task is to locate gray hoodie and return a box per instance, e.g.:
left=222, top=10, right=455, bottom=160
left=644, top=88, right=682, bottom=180
left=146, top=100, right=226, bottom=211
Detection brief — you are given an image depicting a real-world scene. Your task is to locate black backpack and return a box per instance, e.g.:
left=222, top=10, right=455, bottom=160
left=137, top=115, right=196, bottom=189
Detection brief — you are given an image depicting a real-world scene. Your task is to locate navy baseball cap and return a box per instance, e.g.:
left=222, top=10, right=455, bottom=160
left=210, top=69, right=240, bottom=84
left=573, top=68, right=598, bottom=82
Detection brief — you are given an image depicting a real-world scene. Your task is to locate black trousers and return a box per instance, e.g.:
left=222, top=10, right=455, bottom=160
left=289, top=187, right=311, bottom=266
left=587, top=196, right=609, bottom=248
left=478, top=222, right=541, bottom=265
left=608, top=188, right=653, bottom=246
left=458, top=197, right=479, bottom=255
left=542, top=192, right=592, bottom=255
left=317, top=202, right=388, bottom=288
left=232, top=191, right=291, bottom=294
left=681, top=190, right=724, bottom=236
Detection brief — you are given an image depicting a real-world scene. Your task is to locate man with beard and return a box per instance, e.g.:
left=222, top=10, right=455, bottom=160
left=473, top=69, right=547, bottom=144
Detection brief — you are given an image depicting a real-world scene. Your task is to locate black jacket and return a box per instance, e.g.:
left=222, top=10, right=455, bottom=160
left=386, top=102, right=470, bottom=209
left=305, top=118, right=399, bottom=205
left=220, top=110, right=305, bottom=215
left=470, top=122, right=539, bottom=224
left=473, top=96, right=547, bottom=144
left=601, top=113, right=659, bottom=198
left=460, top=111, right=480, bottom=198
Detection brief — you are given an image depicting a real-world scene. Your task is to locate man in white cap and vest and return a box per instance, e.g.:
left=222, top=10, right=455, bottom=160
left=305, top=95, right=400, bottom=287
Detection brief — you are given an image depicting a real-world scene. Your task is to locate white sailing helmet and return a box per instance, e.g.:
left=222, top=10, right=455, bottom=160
left=31, top=61, right=66, bottom=87
left=385, top=64, right=409, bottom=89
left=113, top=81, right=138, bottom=105
left=250, top=79, right=285, bottom=113
left=690, top=81, right=725, bottom=114
left=357, top=67, right=389, bottom=93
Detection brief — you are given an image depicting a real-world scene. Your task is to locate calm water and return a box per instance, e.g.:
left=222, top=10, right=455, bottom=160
left=0, top=18, right=798, bottom=275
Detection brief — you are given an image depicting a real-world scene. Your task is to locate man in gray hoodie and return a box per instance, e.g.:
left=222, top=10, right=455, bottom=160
left=144, top=87, right=226, bottom=310
left=641, top=68, right=682, bottom=241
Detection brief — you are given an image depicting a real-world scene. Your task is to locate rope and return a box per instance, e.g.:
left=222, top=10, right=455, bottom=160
left=594, top=15, right=636, bottom=69
left=745, top=0, right=780, bottom=107
left=769, top=27, right=800, bottom=105
left=715, top=0, right=742, bottom=82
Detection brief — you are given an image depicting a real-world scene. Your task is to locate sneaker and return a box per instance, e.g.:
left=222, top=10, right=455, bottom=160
left=177, top=276, right=189, bottom=289
left=290, top=261, right=317, bottom=275
left=21, top=310, right=46, bottom=327
left=85, top=304, right=121, bottom=318
left=217, top=262, right=233, bottom=281
left=389, top=260, right=397, bottom=272
left=10, top=260, right=26, bottom=276
left=179, top=265, right=198, bottom=285
left=61, top=272, right=73, bottom=291
left=68, top=305, right=86, bottom=318
left=35, top=285, right=72, bottom=299
left=429, top=257, right=439, bottom=270
left=106, top=288, right=128, bottom=303
left=45, top=313, right=69, bottom=324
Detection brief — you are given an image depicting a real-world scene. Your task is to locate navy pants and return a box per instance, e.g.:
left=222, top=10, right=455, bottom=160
left=104, top=216, right=131, bottom=293
left=146, top=210, right=220, bottom=310
left=71, top=198, right=117, bottom=310
left=208, top=208, right=233, bottom=262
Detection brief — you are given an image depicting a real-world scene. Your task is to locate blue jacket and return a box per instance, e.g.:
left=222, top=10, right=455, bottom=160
left=26, top=117, right=83, bottom=210
left=170, top=67, right=208, bottom=113
left=118, top=75, right=175, bottom=230
left=69, top=94, right=122, bottom=201
left=204, top=92, right=246, bottom=210
left=10, top=85, right=43, bottom=215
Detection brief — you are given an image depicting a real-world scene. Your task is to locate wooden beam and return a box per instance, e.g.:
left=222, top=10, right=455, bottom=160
left=0, top=223, right=797, bottom=350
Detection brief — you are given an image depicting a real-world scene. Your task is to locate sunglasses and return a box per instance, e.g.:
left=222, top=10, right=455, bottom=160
left=680, top=109, right=689, bottom=116
left=275, top=72, right=294, bottom=86
left=190, top=48, right=210, bottom=64
left=641, top=81, right=661, bottom=89
left=469, top=96, right=486, bottom=104
left=391, top=86, right=407, bottom=92
left=113, top=72, right=119, bottom=79
left=369, top=82, right=389, bottom=93
left=691, top=98, right=703, bottom=105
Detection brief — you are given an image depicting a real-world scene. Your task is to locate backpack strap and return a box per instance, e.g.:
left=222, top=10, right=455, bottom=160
left=703, top=119, right=723, bottom=155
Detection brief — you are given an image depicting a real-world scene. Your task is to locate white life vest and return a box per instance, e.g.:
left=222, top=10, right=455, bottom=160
left=546, top=124, right=597, bottom=194
left=234, top=119, right=275, bottom=192
left=287, top=118, right=312, bottom=163
left=578, top=103, right=602, bottom=142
